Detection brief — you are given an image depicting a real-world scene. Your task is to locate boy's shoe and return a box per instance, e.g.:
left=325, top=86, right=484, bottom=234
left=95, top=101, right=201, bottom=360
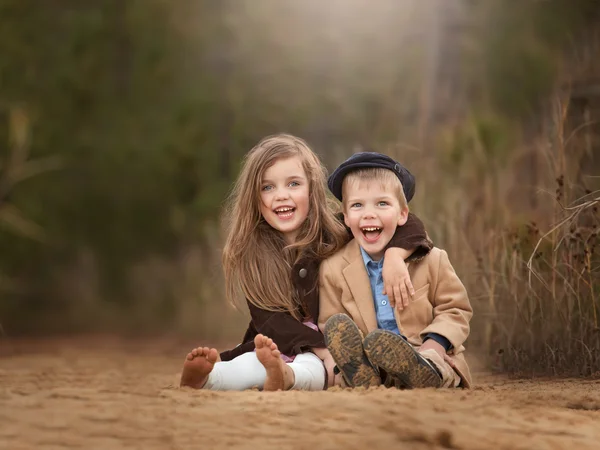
left=363, top=329, right=442, bottom=389
left=323, top=314, right=381, bottom=388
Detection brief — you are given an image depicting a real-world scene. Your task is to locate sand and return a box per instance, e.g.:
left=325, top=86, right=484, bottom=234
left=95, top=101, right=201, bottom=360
left=1, top=337, right=599, bottom=450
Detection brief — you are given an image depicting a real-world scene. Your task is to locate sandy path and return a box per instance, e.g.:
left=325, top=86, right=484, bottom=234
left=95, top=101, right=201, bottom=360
left=0, top=337, right=599, bottom=450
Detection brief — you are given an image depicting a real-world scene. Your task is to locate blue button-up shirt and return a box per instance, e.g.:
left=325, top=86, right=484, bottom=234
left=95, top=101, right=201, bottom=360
left=360, top=248, right=402, bottom=335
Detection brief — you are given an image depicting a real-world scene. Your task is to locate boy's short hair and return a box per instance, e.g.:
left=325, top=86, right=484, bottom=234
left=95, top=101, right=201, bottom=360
left=341, top=168, right=408, bottom=211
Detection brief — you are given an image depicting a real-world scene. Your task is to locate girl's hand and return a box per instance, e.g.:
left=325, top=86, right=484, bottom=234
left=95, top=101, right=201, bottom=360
left=382, top=247, right=415, bottom=310
left=322, top=353, right=337, bottom=388
left=312, top=347, right=336, bottom=388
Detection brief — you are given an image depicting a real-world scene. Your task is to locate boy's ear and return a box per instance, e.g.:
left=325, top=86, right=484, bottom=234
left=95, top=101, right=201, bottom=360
left=397, top=207, right=409, bottom=226
left=343, top=210, right=350, bottom=229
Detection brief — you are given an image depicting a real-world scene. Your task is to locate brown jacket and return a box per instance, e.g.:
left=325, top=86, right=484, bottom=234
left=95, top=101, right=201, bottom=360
left=220, top=213, right=432, bottom=361
left=318, top=239, right=473, bottom=387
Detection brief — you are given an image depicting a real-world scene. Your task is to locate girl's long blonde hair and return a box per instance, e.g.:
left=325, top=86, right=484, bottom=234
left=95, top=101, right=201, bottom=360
left=222, top=134, right=348, bottom=319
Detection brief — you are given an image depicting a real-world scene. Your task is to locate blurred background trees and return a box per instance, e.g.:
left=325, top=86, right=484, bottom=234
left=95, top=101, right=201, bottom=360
left=1, top=0, right=599, bottom=373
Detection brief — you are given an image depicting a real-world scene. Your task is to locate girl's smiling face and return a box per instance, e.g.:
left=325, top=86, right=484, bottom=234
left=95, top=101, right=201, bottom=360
left=259, top=156, right=310, bottom=245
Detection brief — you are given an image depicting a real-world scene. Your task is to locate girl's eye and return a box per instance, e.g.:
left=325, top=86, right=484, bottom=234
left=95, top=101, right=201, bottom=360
left=289, top=181, right=300, bottom=187
left=261, top=185, right=273, bottom=191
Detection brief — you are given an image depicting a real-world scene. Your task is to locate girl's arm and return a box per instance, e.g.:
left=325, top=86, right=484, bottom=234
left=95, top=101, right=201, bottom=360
left=383, top=212, right=433, bottom=309
left=385, top=212, right=432, bottom=259
left=219, top=339, right=255, bottom=362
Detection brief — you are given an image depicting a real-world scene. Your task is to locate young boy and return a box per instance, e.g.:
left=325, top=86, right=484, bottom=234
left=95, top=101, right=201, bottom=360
left=318, top=152, right=473, bottom=389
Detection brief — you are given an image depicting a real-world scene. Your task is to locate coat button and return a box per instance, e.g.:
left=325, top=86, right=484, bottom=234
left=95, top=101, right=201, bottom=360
left=298, top=268, right=307, bottom=278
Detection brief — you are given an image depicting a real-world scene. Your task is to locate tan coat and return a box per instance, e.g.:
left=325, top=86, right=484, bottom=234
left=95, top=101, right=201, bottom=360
left=318, top=239, right=473, bottom=387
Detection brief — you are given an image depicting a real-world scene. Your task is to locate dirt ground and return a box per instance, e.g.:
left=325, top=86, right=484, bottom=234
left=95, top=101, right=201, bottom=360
left=1, top=337, right=599, bottom=450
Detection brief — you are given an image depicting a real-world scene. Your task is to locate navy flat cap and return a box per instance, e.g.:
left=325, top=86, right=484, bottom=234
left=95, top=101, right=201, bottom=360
left=327, top=152, right=415, bottom=202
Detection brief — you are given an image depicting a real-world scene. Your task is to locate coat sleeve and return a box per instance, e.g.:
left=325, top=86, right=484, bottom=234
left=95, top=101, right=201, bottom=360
left=419, top=249, right=473, bottom=352
left=219, top=339, right=256, bottom=362
left=386, top=212, right=433, bottom=259
left=318, top=258, right=350, bottom=333
left=245, top=300, right=326, bottom=356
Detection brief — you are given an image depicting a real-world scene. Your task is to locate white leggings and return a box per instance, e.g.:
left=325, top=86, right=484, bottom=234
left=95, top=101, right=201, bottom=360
left=204, top=351, right=325, bottom=391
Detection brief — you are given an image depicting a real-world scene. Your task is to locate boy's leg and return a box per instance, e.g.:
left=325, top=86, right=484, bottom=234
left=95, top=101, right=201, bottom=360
left=417, top=349, right=461, bottom=388
left=363, top=330, right=442, bottom=389
left=287, top=352, right=327, bottom=391
left=323, top=314, right=381, bottom=388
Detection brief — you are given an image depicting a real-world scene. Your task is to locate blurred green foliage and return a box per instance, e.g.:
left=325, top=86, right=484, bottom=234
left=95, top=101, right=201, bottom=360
left=479, top=0, right=596, bottom=118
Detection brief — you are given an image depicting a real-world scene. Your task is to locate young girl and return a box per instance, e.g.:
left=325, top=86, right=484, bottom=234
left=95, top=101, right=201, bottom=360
left=180, top=134, right=431, bottom=391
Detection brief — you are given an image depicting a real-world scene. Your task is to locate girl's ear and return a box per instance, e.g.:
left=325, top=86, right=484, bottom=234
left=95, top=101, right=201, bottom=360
left=397, top=207, right=409, bottom=226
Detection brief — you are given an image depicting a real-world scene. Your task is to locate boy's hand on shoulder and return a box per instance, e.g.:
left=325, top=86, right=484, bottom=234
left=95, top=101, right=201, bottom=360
left=419, top=338, right=446, bottom=360
left=382, top=248, right=414, bottom=309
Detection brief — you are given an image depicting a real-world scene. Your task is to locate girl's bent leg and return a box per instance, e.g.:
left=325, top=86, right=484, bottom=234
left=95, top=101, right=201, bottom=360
left=255, top=334, right=292, bottom=391
left=288, top=352, right=326, bottom=391
left=203, top=352, right=267, bottom=391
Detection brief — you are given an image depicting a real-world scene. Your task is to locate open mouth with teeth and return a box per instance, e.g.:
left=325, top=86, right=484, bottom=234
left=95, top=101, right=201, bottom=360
left=274, top=206, right=296, bottom=219
left=361, top=226, right=382, bottom=242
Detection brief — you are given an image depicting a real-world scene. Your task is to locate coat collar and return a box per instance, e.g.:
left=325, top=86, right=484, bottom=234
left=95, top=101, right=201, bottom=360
left=341, top=240, right=379, bottom=333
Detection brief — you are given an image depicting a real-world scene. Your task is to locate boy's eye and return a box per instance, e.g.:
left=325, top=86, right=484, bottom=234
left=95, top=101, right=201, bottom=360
left=350, top=202, right=362, bottom=208
left=378, top=201, right=389, bottom=207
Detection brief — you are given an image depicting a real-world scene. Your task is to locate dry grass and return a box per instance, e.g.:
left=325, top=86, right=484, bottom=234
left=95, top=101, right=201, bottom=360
left=412, top=88, right=600, bottom=377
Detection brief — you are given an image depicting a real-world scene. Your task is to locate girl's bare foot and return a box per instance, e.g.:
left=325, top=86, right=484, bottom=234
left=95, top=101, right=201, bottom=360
left=180, top=347, right=219, bottom=389
left=254, top=334, right=294, bottom=391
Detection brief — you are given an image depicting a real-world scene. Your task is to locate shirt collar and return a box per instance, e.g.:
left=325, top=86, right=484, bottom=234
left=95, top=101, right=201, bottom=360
left=360, top=246, right=384, bottom=270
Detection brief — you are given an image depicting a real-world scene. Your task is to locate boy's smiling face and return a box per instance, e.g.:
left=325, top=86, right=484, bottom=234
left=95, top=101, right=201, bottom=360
left=343, top=180, right=408, bottom=261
